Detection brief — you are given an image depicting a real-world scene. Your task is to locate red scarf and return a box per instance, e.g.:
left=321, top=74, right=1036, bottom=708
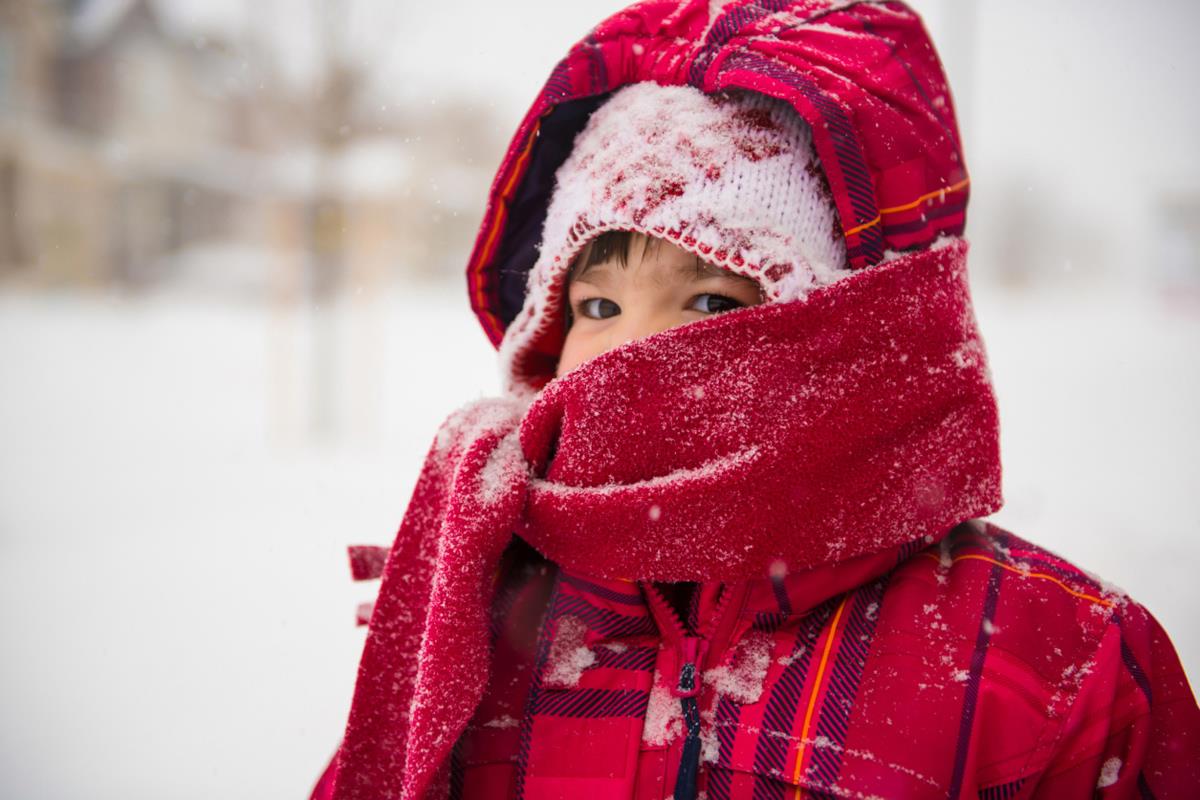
left=329, top=239, right=1002, bottom=800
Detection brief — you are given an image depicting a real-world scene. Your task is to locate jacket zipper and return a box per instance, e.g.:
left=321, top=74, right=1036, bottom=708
left=643, top=581, right=747, bottom=799
left=674, top=653, right=702, bottom=800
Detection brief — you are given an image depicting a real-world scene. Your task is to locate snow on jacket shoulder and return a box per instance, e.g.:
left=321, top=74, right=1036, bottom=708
left=453, top=521, right=1199, bottom=798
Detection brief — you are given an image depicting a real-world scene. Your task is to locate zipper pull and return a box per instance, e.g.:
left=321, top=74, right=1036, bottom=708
left=673, top=637, right=708, bottom=698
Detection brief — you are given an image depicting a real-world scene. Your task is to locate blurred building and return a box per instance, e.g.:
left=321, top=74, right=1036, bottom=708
left=1158, top=193, right=1200, bottom=304
left=0, top=0, right=506, bottom=296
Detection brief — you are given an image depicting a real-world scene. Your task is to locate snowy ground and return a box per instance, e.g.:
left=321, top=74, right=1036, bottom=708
left=1, top=280, right=1197, bottom=799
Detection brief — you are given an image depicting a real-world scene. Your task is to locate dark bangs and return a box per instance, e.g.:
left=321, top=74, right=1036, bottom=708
left=567, top=230, right=670, bottom=281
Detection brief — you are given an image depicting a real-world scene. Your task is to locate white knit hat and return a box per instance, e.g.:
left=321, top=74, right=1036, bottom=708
left=499, top=81, right=849, bottom=393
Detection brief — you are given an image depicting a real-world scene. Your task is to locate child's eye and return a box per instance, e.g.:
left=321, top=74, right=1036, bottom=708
left=578, top=297, right=621, bottom=319
left=689, top=293, right=743, bottom=314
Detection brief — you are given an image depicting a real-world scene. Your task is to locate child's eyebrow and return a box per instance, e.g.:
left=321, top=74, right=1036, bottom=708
left=571, top=261, right=612, bottom=284
left=679, top=259, right=750, bottom=281
left=569, top=255, right=749, bottom=284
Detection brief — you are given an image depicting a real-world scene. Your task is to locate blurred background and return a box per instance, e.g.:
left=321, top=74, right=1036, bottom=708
left=1, top=0, right=1197, bottom=797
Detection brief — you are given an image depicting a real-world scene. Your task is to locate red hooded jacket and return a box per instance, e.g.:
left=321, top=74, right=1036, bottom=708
left=313, top=2, right=1199, bottom=798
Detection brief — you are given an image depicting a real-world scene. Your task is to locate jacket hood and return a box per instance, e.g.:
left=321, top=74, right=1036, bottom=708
left=465, top=0, right=969, bottom=388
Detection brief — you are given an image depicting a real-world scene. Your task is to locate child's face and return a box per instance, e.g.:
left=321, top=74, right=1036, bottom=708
left=556, top=235, right=764, bottom=377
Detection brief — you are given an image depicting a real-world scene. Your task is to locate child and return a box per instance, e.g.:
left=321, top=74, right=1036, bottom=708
left=314, top=2, right=1199, bottom=798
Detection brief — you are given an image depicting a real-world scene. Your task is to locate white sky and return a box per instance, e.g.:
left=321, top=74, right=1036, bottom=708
left=154, top=0, right=1200, bottom=265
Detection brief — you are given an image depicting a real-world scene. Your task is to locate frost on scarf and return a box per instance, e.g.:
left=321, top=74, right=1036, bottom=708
left=513, top=239, right=1001, bottom=585
left=433, top=395, right=529, bottom=464
left=476, top=429, right=525, bottom=506
left=530, top=444, right=762, bottom=499
left=428, top=395, right=531, bottom=508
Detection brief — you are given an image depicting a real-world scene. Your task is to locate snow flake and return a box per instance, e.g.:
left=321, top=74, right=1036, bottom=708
left=1097, top=757, right=1122, bottom=788
left=704, top=631, right=773, bottom=705
left=543, top=616, right=595, bottom=689
left=483, top=715, right=520, bottom=729
left=950, top=339, right=982, bottom=369
left=777, top=644, right=807, bottom=667
left=933, top=538, right=953, bottom=585
left=699, top=716, right=721, bottom=764
left=642, top=681, right=684, bottom=746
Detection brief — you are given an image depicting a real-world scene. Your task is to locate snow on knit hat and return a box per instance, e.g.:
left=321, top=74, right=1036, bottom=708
left=498, top=81, right=848, bottom=394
